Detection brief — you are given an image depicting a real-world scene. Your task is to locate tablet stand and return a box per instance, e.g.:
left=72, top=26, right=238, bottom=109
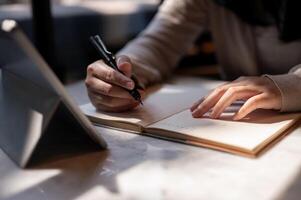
left=0, top=70, right=102, bottom=168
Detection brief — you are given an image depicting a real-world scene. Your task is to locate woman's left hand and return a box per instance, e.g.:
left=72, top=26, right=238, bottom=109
left=190, top=76, right=282, bottom=120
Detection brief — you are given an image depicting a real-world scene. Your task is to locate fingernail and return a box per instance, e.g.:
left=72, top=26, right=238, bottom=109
left=126, top=81, right=134, bottom=89
left=191, top=110, right=198, bottom=117
left=233, top=115, right=240, bottom=121
left=117, top=56, right=130, bottom=66
left=210, top=112, right=217, bottom=119
left=117, top=57, right=123, bottom=65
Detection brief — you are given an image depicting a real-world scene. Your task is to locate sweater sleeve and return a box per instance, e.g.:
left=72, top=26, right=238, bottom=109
left=264, top=64, right=301, bottom=112
left=117, top=0, right=209, bottom=87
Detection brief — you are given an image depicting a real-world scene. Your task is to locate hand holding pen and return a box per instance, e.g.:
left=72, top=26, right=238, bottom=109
left=85, top=35, right=145, bottom=112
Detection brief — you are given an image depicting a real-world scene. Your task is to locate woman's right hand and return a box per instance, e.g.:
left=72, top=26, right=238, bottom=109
left=85, top=55, right=143, bottom=112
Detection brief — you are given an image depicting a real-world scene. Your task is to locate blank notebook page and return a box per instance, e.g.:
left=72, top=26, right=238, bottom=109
left=147, top=108, right=298, bottom=151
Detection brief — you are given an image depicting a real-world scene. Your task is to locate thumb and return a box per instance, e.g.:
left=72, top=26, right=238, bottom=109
left=117, top=55, right=132, bottom=78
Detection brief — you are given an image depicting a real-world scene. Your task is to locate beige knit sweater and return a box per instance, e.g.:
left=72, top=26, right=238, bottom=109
left=118, top=0, right=301, bottom=112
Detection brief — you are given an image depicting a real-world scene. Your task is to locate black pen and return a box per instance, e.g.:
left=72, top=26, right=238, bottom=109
left=89, top=35, right=143, bottom=105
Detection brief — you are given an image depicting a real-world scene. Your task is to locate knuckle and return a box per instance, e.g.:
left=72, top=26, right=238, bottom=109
left=215, top=86, right=226, bottom=94
left=105, top=69, right=115, bottom=81
left=103, top=84, right=113, bottom=95
left=248, top=98, right=259, bottom=107
left=85, top=78, right=94, bottom=88
left=227, top=87, right=237, bottom=94
left=87, top=64, right=95, bottom=74
left=112, top=70, right=120, bottom=81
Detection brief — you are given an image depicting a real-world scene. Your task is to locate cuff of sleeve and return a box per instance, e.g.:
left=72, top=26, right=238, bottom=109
left=263, top=74, right=301, bottom=112
left=116, top=51, right=164, bottom=88
left=127, top=55, right=163, bottom=87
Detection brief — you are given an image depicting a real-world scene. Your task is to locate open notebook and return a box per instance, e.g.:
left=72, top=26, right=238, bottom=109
left=80, top=77, right=300, bottom=157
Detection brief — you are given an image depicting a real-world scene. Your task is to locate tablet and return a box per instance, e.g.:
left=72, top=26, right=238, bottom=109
left=0, top=20, right=107, bottom=167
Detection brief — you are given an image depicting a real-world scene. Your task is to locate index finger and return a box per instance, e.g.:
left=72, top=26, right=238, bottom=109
left=88, top=61, right=134, bottom=90
left=233, top=94, right=269, bottom=120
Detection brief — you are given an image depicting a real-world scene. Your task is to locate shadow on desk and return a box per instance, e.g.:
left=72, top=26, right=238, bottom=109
left=278, top=157, right=301, bottom=200
left=0, top=131, right=185, bottom=200
left=279, top=171, right=301, bottom=200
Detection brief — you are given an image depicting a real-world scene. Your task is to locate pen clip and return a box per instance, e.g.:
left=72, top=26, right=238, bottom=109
left=90, top=35, right=118, bottom=69
left=94, top=35, right=115, bottom=60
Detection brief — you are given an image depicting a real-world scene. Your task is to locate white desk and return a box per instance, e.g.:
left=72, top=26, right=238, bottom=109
left=1, top=75, right=301, bottom=200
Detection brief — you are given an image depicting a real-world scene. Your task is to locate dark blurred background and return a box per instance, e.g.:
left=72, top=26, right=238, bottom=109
left=0, top=0, right=216, bottom=84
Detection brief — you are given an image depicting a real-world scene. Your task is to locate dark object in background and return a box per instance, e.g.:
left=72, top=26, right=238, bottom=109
left=31, top=0, right=65, bottom=81
left=215, top=0, right=301, bottom=42
left=177, top=31, right=218, bottom=78
left=179, top=31, right=216, bottom=67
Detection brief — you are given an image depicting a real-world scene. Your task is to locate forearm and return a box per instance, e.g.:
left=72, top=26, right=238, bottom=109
left=117, top=0, right=209, bottom=87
